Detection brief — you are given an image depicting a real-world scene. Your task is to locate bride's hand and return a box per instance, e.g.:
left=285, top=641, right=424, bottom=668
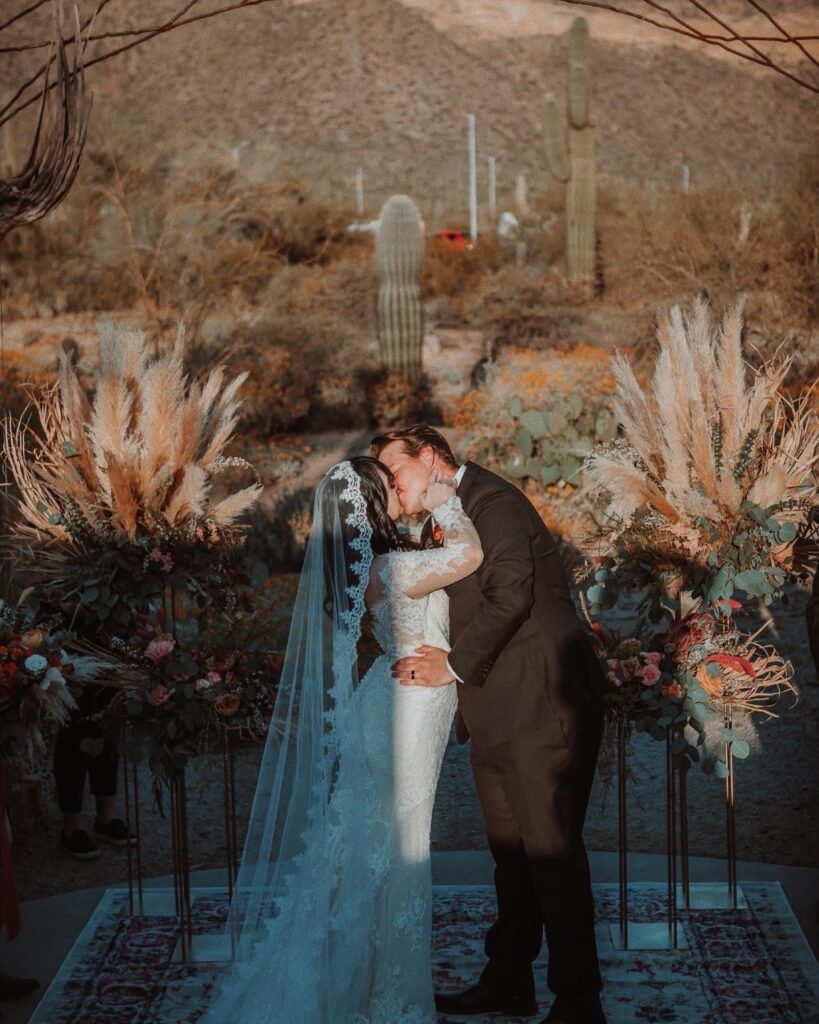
left=420, top=470, right=456, bottom=512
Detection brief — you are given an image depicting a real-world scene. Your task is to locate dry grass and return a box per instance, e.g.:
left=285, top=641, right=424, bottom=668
left=598, top=158, right=818, bottom=332
left=1, top=146, right=363, bottom=334
left=466, top=263, right=588, bottom=351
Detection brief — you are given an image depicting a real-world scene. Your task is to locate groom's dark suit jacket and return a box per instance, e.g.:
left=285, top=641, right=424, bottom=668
left=435, top=461, right=606, bottom=746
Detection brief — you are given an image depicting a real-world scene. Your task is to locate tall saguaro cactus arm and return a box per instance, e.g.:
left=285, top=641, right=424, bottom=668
left=375, top=194, right=425, bottom=382
left=0, top=0, right=93, bottom=243
left=543, top=16, right=597, bottom=287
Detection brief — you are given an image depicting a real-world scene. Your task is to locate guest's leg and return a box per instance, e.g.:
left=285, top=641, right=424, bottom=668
left=88, top=734, right=119, bottom=822
left=53, top=721, right=89, bottom=830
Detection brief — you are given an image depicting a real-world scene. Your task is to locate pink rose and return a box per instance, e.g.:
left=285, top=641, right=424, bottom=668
left=145, top=637, right=175, bottom=663
left=606, top=670, right=622, bottom=688
left=150, top=684, right=170, bottom=706
left=662, top=681, right=683, bottom=699
left=644, top=651, right=662, bottom=665
left=640, top=663, right=661, bottom=686
left=207, top=671, right=222, bottom=684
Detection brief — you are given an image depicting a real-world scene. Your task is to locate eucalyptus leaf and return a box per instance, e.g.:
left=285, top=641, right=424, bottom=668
left=776, top=521, right=797, bottom=543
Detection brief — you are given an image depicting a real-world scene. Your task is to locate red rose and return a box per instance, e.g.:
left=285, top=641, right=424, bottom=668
left=432, top=523, right=444, bottom=544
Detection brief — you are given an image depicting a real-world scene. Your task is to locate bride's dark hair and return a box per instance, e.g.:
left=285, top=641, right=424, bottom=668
left=348, top=456, right=416, bottom=555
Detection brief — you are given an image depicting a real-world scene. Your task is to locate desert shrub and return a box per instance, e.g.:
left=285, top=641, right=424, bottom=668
left=599, top=168, right=818, bottom=335
left=422, top=234, right=508, bottom=324
left=257, top=250, right=376, bottom=332
left=1, top=142, right=363, bottom=326
left=465, top=264, right=588, bottom=351
left=359, top=369, right=438, bottom=429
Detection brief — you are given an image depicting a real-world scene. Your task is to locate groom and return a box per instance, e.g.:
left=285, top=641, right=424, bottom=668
left=372, top=425, right=608, bottom=1024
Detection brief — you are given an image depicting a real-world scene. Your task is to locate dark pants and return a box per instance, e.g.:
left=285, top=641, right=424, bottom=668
left=53, top=686, right=118, bottom=815
left=471, top=703, right=604, bottom=1003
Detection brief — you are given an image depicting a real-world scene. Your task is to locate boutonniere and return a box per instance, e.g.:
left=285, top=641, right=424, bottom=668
left=431, top=523, right=444, bottom=545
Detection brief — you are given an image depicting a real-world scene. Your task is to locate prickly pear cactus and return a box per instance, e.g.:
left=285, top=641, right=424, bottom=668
left=505, top=391, right=618, bottom=487
left=376, top=194, right=424, bottom=381
left=543, top=16, right=597, bottom=286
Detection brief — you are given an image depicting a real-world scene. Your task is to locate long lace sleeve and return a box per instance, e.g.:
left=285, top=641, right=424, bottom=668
left=369, top=496, right=483, bottom=602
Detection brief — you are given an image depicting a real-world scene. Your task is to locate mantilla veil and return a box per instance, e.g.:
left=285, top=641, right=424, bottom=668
left=198, top=460, right=378, bottom=1022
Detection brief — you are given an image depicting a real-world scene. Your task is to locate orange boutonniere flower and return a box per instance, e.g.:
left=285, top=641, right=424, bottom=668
left=432, top=523, right=444, bottom=545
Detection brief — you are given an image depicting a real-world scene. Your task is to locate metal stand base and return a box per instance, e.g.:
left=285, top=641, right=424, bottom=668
left=610, top=921, right=689, bottom=950
left=170, top=933, right=236, bottom=963
left=677, top=882, right=747, bottom=910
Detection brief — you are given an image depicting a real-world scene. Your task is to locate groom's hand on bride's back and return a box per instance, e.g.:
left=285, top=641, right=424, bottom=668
left=392, top=645, right=454, bottom=687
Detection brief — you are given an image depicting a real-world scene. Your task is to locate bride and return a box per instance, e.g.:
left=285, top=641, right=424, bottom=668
left=198, top=455, right=483, bottom=1023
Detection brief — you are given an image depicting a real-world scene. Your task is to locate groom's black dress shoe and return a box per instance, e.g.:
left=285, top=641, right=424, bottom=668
left=434, top=981, right=538, bottom=1016
left=540, top=993, right=607, bottom=1024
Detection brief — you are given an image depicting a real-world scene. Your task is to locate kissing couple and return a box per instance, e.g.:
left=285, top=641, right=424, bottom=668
left=198, top=424, right=608, bottom=1024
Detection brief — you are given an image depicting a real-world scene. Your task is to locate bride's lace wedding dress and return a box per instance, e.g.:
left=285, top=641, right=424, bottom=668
left=200, top=493, right=482, bottom=1024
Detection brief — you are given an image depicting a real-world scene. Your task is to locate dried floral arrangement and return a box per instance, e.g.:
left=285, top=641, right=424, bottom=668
left=576, top=296, right=814, bottom=773
left=0, top=317, right=276, bottom=781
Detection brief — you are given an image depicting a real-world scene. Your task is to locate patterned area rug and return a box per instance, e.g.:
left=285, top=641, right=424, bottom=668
left=30, top=882, right=819, bottom=1024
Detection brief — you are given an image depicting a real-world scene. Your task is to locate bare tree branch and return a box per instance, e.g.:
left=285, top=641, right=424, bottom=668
left=0, top=0, right=291, bottom=128
left=0, top=0, right=51, bottom=34
left=743, top=0, right=819, bottom=69
left=554, top=0, right=819, bottom=93
left=0, top=0, right=93, bottom=241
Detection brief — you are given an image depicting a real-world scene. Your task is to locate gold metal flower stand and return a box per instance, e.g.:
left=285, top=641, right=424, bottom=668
left=677, top=708, right=747, bottom=911
left=610, top=715, right=688, bottom=950
left=121, top=730, right=241, bottom=963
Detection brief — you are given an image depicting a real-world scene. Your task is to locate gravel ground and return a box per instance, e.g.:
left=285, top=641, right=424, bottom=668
left=9, top=581, right=818, bottom=902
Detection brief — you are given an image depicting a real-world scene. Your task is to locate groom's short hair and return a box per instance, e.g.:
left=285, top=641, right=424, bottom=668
left=370, top=425, right=458, bottom=469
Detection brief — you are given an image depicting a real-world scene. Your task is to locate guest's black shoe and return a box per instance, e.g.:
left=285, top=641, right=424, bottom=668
left=60, top=829, right=100, bottom=860
left=435, top=981, right=538, bottom=1016
left=541, top=993, right=607, bottom=1024
left=93, top=817, right=137, bottom=847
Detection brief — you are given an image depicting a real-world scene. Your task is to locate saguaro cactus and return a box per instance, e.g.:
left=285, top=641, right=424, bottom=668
left=543, top=17, right=596, bottom=286
left=376, top=194, right=424, bottom=381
